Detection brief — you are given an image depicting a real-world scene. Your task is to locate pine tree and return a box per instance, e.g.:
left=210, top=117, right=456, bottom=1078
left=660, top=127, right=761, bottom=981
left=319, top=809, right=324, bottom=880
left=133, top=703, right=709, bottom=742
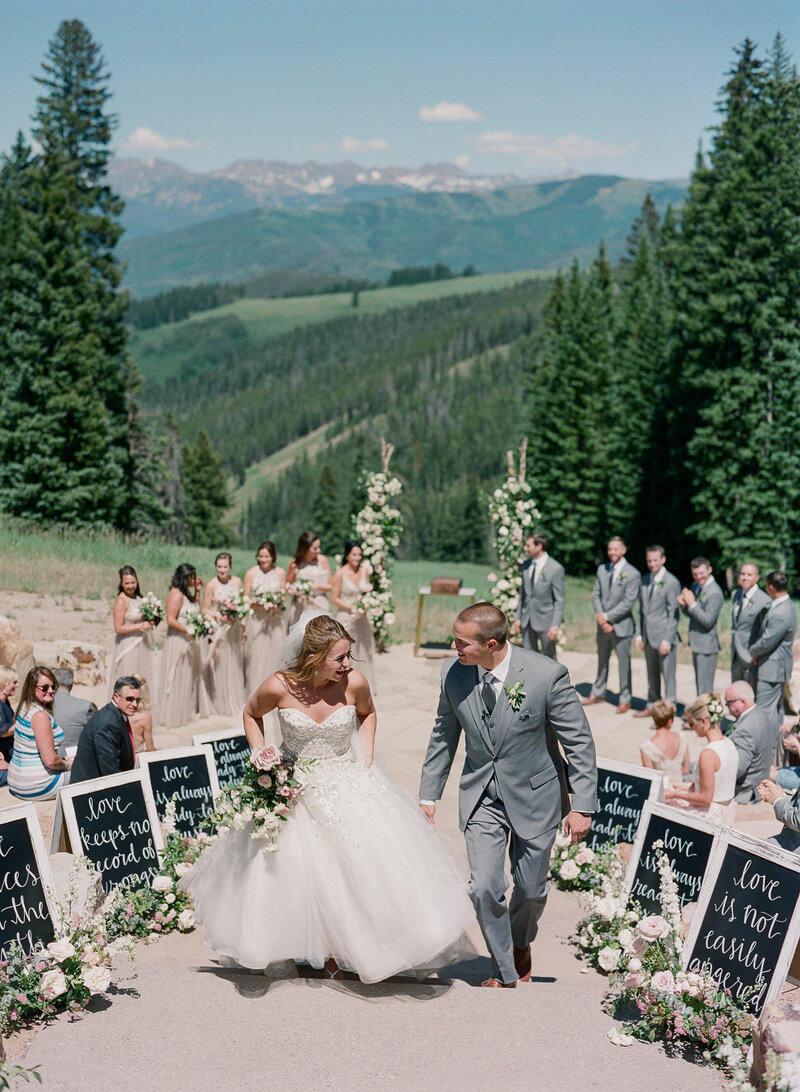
left=182, top=430, right=229, bottom=546
left=312, top=464, right=346, bottom=554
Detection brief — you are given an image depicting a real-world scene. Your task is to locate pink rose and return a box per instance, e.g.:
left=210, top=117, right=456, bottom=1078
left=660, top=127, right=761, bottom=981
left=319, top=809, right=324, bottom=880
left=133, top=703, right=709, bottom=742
left=650, top=970, right=675, bottom=993
left=257, top=774, right=272, bottom=789
left=636, top=915, right=671, bottom=942
left=252, top=746, right=281, bottom=771
left=278, top=786, right=291, bottom=797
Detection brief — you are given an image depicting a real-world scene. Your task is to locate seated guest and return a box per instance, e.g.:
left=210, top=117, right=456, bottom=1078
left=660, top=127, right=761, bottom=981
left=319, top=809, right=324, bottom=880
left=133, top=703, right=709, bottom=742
left=53, top=668, right=97, bottom=751
left=639, top=699, right=689, bottom=779
left=0, top=666, right=20, bottom=787
left=8, top=667, right=72, bottom=800
left=69, top=676, right=140, bottom=785
left=663, top=692, right=738, bottom=824
left=758, top=778, right=800, bottom=854
left=130, top=675, right=157, bottom=754
left=724, top=681, right=774, bottom=803
left=775, top=726, right=800, bottom=792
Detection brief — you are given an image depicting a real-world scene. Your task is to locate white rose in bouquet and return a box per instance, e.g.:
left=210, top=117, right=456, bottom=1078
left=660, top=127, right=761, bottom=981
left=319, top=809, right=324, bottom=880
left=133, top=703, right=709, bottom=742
left=40, top=968, right=68, bottom=998
left=635, top=915, right=671, bottom=942
left=152, top=875, right=173, bottom=893
left=46, top=938, right=76, bottom=962
left=597, top=947, right=621, bottom=972
left=178, top=909, right=196, bottom=931
left=558, top=860, right=580, bottom=881
left=81, top=966, right=112, bottom=995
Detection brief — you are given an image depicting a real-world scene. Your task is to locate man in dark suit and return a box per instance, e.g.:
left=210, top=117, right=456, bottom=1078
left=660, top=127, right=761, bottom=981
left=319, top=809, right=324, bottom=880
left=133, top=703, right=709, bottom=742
left=730, top=563, right=770, bottom=686
left=53, top=668, right=97, bottom=751
left=750, top=571, right=797, bottom=730
left=69, top=676, right=139, bottom=784
left=513, top=533, right=565, bottom=660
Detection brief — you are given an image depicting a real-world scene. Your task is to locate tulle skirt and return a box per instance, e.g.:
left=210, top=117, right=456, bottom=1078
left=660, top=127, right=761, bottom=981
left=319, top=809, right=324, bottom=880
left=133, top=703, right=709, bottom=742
left=180, top=753, right=476, bottom=981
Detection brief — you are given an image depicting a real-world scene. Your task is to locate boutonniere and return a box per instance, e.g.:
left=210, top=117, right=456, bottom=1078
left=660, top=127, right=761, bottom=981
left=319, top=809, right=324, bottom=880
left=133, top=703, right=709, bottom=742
left=539, top=567, right=547, bottom=580
left=505, top=681, right=526, bottom=711
left=699, top=591, right=707, bottom=604
left=618, top=572, right=627, bottom=582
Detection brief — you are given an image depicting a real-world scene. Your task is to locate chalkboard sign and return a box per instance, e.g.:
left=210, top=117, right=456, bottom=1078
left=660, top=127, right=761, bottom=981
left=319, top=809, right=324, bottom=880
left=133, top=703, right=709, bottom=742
left=59, top=771, right=163, bottom=893
left=683, top=832, right=800, bottom=1015
left=138, top=746, right=219, bottom=838
left=192, top=728, right=250, bottom=787
left=587, top=759, right=663, bottom=851
left=624, top=802, right=719, bottom=916
left=0, top=805, right=57, bottom=958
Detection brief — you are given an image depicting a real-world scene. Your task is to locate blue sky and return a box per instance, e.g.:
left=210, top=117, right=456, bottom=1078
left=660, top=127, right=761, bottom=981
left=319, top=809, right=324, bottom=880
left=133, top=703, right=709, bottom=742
left=2, top=0, right=797, bottom=180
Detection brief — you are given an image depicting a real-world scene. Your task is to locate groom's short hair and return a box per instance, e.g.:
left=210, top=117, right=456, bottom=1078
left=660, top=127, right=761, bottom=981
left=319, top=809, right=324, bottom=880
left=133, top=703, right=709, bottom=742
left=457, top=603, right=508, bottom=646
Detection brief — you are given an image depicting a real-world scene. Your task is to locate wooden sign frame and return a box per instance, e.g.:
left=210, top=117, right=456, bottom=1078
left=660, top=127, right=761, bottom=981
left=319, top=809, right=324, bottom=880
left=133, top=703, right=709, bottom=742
left=137, top=745, right=220, bottom=834
left=0, top=803, right=59, bottom=954
left=588, top=758, right=664, bottom=847
left=623, top=800, right=721, bottom=912
left=56, top=768, right=163, bottom=866
left=682, top=829, right=800, bottom=1014
left=191, top=728, right=250, bottom=786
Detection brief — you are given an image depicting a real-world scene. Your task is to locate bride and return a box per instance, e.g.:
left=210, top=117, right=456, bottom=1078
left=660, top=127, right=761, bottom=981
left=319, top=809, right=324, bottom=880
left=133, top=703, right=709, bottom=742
left=181, top=614, right=476, bottom=982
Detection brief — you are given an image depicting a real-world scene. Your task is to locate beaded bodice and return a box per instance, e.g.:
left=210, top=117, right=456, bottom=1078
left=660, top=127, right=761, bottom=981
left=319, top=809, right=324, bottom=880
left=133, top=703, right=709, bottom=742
left=278, top=705, right=356, bottom=760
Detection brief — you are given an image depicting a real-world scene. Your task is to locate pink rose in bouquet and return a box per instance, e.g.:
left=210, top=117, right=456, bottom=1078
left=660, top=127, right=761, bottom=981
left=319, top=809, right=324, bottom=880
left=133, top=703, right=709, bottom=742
left=252, top=746, right=281, bottom=771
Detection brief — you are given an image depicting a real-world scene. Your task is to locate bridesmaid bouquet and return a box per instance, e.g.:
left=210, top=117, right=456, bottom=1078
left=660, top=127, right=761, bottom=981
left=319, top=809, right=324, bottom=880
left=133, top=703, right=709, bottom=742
left=285, top=576, right=313, bottom=603
left=139, top=592, right=165, bottom=624
left=218, top=588, right=253, bottom=623
left=204, top=745, right=313, bottom=851
left=250, top=586, right=286, bottom=613
left=187, top=611, right=219, bottom=642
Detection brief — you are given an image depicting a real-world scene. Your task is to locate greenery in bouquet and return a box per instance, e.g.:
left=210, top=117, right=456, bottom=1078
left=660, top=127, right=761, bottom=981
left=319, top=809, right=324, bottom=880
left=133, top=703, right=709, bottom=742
left=351, top=441, right=403, bottom=652
left=250, top=585, right=286, bottom=613
left=285, top=575, right=313, bottom=603
left=486, top=441, right=541, bottom=625
left=139, top=591, right=165, bottom=624
left=217, top=587, right=253, bottom=623
left=187, top=609, right=219, bottom=642
left=0, top=858, right=133, bottom=1033
left=549, top=830, right=622, bottom=894
left=204, top=745, right=313, bottom=850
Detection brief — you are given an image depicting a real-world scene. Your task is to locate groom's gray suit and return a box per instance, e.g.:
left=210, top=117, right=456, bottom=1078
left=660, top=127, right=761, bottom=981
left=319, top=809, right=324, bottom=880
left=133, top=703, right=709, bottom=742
left=420, top=644, right=597, bottom=984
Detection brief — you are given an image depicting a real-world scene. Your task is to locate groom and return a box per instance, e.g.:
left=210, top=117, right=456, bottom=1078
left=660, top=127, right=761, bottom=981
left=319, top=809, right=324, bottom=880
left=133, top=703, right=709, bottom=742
left=420, top=603, right=597, bottom=988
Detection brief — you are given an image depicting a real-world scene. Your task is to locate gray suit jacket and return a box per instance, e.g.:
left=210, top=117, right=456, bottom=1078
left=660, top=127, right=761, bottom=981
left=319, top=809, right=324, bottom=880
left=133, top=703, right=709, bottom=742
left=635, top=570, right=680, bottom=647
left=682, top=577, right=723, bottom=653
left=516, top=555, right=565, bottom=631
left=731, top=586, right=771, bottom=665
left=420, top=646, right=598, bottom=840
left=774, top=786, right=800, bottom=853
left=750, top=597, right=797, bottom=683
left=591, top=561, right=641, bottom=638
left=53, top=689, right=97, bottom=751
left=728, top=705, right=774, bottom=803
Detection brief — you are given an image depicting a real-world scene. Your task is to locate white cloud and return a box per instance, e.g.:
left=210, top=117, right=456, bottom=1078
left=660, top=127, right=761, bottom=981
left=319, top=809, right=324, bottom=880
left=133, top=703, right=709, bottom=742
left=477, top=130, right=635, bottom=168
left=122, top=126, right=202, bottom=153
left=419, top=101, right=482, bottom=123
left=454, top=154, right=470, bottom=169
left=339, top=136, right=389, bottom=153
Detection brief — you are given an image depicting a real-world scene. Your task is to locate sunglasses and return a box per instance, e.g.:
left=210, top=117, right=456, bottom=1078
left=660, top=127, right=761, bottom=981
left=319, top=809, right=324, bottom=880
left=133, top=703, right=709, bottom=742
left=118, top=695, right=141, bottom=705
left=36, top=683, right=56, bottom=694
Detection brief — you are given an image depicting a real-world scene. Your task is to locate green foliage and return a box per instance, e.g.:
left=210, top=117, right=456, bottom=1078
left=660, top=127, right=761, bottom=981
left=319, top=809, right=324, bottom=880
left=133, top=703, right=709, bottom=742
left=127, top=282, right=246, bottom=328
left=181, top=430, right=229, bottom=546
left=311, top=465, right=347, bottom=553
left=387, top=263, right=455, bottom=286
left=0, top=1060, right=42, bottom=1089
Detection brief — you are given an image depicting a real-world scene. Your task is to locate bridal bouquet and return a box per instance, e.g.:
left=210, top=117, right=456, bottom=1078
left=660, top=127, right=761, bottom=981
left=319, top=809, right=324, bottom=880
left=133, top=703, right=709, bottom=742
left=139, top=592, right=165, bottom=623
left=285, top=576, right=313, bottom=603
left=251, top=585, right=286, bottom=613
left=204, top=745, right=313, bottom=851
left=187, top=611, right=219, bottom=642
left=218, top=587, right=252, bottom=623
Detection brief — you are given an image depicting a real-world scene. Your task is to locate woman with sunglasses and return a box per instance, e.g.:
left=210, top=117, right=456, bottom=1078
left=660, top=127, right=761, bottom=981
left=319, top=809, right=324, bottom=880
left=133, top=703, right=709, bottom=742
left=7, top=667, right=72, bottom=800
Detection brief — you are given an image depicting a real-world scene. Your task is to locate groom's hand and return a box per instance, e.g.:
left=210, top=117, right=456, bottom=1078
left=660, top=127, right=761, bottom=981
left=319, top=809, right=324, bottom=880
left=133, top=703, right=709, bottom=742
left=419, top=802, right=436, bottom=825
left=563, top=810, right=591, bottom=843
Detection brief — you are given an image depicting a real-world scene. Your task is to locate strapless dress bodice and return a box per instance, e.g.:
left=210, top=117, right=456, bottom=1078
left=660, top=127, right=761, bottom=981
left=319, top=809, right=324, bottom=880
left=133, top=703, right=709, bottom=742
left=278, top=705, right=357, bottom=760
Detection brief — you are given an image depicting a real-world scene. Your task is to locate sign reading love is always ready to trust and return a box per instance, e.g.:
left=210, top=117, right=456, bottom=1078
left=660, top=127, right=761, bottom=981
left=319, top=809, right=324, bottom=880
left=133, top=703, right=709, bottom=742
left=623, top=802, right=720, bottom=916
left=57, top=770, right=163, bottom=893
left=587, top=759, right=664, bottom=851
left=682, top=831, right=800, bottom=1015
left=192, top=728, right=250, bottom=788
left=0, top=804, right=58, bottom=958
left=138, top=746, right=219, bottom=838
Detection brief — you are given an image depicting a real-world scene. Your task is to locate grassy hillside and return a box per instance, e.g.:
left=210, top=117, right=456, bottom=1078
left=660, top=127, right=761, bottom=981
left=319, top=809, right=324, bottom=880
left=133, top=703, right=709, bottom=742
left=119, top=176, right=686, bottom=296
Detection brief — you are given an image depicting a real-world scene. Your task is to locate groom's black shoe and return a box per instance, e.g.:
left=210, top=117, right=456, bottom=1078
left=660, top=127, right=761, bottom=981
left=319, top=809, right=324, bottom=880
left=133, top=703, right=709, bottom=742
left=513, top=944, right=532, bottom=982
left=481, top=977, right=517, bottom=988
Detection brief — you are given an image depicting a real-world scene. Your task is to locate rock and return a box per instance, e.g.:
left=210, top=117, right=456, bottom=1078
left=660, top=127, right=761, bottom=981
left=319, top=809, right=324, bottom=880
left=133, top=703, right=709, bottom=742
left=36, top=641, right=108, bottom=687
left=0, top=617, right=34, bottom=680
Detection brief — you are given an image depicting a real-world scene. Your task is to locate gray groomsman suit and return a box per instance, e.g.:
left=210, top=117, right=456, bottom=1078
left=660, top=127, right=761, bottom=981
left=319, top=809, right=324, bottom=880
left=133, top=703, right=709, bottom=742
left=53, top=688, right=97, bottom=751
left=728, top=705, right=774, bottom=803
left=750, top=596, right=797, bottom=729
left=768, top=783, right=800, bottom=854
left=589, top=560, right=641, bottom=705
left=420, top=644, right=597, bottom=985
left=681, top=576, right=724, bottom=696
left=516, top=553, right=565, bottom=659
left=635, top=569, right=680, bottom=704
left=730, top=585, right=771, bottom=685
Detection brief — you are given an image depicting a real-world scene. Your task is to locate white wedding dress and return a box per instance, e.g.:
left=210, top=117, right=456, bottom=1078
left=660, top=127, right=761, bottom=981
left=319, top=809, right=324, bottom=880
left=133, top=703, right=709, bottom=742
left=181, top=705, right=476, bottom=981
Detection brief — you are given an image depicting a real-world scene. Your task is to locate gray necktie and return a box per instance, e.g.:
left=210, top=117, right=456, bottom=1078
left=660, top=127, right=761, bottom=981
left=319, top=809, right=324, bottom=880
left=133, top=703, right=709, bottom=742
left=482, top=675, right=497, bottom=715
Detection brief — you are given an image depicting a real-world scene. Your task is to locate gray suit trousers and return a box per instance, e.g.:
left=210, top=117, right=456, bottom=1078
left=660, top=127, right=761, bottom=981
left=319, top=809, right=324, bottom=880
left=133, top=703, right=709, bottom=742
left=756, top=678, right=785, bottom=731
left=463, top=793, right=553, bottom=984
left=731, top=656, right=756, bottom=687
left=591, top=630, right=632, bottom=704
left=521, top=625, right=557, bottom=660
left=692, top=652, right=718, bottom=696
left=644, top=643, right=677, bottom=704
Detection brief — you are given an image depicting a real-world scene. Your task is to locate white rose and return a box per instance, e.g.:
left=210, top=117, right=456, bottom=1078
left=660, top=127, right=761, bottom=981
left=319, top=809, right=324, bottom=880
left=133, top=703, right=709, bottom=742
left=175, top=862, right=192, bottom=878
left=152, top=875, right=173, bottom=892
left=40, top=968, right=68, bottom=998
left=595, top=896, right=622, bottom=922
left=574, top=848, right=595, bottom=865
left=178, top=909, right=196, bottom=931
left=81, top=966, right=112, bottom=995
left=597, top=947, right=621, bottom=972
left=553, top=828, right=572, bottom=848
left=616, top=928, right=635, bottom=952
left=46, top=939, right=76, bottom=962
left=650, top=970, right=676, bottom=993
left=627, top=957, right=642, bottom=973
left=384, top=613, right=395, bottom=625
left=558, top=860, right=580, bottom=880
left=636, top=915, right=671, bottom=942
left=165, top=893, right=176, bottom=904
left=81, top=947, right=100, bottom=968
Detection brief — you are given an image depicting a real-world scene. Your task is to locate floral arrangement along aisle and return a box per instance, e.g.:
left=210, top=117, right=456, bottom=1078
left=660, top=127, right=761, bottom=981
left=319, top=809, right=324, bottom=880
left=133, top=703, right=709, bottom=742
left=549, top=829, right=621, bottom=895
left=486, top=439, right=542, bottom=625
left=351, top=439, right=403, bottom=652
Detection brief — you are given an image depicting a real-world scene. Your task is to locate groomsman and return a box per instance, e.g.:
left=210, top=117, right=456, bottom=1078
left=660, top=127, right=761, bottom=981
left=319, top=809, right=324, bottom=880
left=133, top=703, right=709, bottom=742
left=633, top=545, right=680, bottom=716
left=513, top=534, right=565, bottom=659
left=583, top=537, right=641, bottom=714
left=749, top=571, right=797, bottom=730
left=730, top=563, right=770, bottom=685
left=678, top=557, right=723, bottom=696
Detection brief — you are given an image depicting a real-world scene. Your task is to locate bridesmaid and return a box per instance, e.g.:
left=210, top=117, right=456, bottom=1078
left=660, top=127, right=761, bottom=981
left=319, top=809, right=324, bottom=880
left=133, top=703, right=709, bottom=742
left=157, top=563, right=203, bottom=729
left=202, top=552, right=247, bottom=716
left=8, top=667, right=72, bottom=801
left=108, top=565, right=159, bottom=697
left=286, top=531, right=331, bottom=627
left=331, top=540, right=376, bottom=694
left=130, top=675, right=158, bottom=754
left=243, top=541, right=286, bottom=691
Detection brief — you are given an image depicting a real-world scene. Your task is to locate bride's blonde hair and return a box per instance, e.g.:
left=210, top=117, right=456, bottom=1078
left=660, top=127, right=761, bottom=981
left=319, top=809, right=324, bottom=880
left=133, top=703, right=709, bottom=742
left=280, top=615, right=355, bottom=685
